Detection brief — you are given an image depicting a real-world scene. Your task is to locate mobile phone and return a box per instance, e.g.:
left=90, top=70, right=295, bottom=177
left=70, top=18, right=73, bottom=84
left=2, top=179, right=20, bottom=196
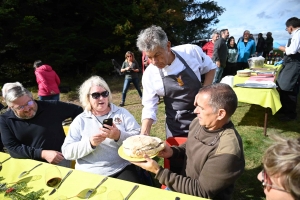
left=103, top=118, right=113, bottom=129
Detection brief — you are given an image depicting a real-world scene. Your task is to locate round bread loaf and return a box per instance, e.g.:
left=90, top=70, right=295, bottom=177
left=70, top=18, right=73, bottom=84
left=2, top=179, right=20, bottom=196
left=123, top=135, right=164, bottom=158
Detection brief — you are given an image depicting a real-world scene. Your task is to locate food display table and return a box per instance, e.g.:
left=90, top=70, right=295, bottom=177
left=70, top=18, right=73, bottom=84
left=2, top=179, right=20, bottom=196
left=233, top=64, right=282, bottom=136
left=0, top=153, right=205, bottom=200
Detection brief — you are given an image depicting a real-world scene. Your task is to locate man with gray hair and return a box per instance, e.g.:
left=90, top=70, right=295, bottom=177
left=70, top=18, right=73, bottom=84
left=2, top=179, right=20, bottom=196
left=212, top=29, right=229, bottom=83
left=202, top=30, right=219, bottom=58
left=136, top=25, right=216, bottom=138
left=132, top=83, right=245, bottom=199
left=0, top=83, right=83, bottom=167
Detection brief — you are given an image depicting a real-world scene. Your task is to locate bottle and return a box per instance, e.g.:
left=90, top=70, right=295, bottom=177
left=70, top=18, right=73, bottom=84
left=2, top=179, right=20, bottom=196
left=264, top=54, right=268, bottom=64
left=267, top=54, right=271, bottom=64
left=271, top=55, right=275, bottom=65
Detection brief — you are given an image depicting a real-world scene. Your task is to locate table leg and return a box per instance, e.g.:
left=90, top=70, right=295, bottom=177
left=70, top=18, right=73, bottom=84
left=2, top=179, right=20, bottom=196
left=264, top=108, right=268, bottom=136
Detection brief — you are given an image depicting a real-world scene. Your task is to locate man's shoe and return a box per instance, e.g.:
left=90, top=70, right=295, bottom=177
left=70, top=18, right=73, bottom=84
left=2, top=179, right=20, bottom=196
left=119, top=102, right=124, bottom=107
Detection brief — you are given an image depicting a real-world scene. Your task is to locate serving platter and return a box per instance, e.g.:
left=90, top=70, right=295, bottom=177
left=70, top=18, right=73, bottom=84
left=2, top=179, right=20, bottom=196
left=118, top=145, right=158, bottom=162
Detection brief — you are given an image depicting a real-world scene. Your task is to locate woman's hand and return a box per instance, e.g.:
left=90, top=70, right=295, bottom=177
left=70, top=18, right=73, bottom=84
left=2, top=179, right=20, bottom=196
left=89, top=131, right=107, bottom=148
left=101, top=123, right=121, bottom=141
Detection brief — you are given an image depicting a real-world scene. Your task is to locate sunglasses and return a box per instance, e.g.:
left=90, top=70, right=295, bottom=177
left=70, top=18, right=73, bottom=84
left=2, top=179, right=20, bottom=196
left=89, top=91, right=109, bottom=99
left=261, top=169, right=289, bottom=193
left=14, top=100, right=34, bottom=111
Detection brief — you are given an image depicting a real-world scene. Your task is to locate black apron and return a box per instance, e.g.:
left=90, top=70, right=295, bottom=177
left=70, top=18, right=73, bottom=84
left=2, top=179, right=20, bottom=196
left=159, top=50, right=202, bottom=137
left=277, top=36, right=300, bottom=91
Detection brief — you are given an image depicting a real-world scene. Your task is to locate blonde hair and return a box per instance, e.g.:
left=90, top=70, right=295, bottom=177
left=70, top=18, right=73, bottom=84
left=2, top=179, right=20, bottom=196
left=263, top=135, right=300, bottom=199
left=78, top=76, right=112, bottom=111
left=125, top=51, right=135, bottom=62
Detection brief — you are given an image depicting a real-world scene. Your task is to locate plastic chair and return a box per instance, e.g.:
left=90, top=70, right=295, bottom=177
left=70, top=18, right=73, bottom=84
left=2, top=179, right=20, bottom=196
left=161, top=137, right=187, bottom=189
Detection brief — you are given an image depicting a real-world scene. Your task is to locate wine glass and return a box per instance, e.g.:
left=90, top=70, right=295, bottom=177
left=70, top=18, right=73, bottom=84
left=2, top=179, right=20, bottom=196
left=54, top=187, right=107, bottom=200
left=45, top=166, right=62, bottom=188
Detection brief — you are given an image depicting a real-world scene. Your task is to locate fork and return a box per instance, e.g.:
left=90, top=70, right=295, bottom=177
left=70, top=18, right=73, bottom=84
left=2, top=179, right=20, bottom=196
left=85, top=176, right=108, bottom=199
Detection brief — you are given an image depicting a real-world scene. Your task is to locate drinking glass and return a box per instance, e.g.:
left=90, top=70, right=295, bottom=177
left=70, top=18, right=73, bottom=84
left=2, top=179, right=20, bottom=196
left=45, top=166, right=62, bottom=188
left=107, top=190, right=123, bottom=200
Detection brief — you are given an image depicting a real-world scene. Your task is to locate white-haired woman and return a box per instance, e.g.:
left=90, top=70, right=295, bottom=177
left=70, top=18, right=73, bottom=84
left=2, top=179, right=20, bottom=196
left=62, top=76, right=141, bottom=183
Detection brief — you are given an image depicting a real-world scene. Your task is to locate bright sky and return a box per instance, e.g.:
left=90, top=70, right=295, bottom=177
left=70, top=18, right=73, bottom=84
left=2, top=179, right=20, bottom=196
left=212, top=0, right=299, bottom=45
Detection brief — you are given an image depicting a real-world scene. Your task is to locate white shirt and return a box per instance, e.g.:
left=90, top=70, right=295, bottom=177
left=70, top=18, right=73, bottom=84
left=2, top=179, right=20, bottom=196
left=285, top=28, right=300, bottom=55
left=141, top=44, right=216, bottom=123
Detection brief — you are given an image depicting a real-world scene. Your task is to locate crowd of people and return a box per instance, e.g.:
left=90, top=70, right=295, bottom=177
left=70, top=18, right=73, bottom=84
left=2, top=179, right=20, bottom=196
left=0, top=16, right=299, bottom=200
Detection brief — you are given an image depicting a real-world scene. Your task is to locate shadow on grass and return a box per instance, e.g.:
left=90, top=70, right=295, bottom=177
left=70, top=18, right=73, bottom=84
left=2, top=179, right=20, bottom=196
left=237, top=104, right=300, bottom=134
left=232, top=165, right=265, bottom=200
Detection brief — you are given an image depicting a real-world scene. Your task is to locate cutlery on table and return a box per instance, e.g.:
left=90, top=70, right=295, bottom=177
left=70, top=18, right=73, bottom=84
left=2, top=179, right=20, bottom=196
left=0, top=157, right=11, bottom=171
left=85, top=176, right=108, bottom=199
left=18, top=163, right=43, bottom=178
left=124, top=185, right=139, bottom=200
left=49, top=170, right=73, bottom=196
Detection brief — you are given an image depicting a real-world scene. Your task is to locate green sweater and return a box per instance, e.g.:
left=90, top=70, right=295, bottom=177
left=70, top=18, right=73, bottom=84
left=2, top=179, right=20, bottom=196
left=155, top=119, right=245, bottom=199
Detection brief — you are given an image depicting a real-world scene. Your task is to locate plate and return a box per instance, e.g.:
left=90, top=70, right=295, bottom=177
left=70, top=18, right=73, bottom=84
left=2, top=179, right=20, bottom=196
left=235, top=83, right=276, bottom=89
left=118, top=145, right=158, bottom=162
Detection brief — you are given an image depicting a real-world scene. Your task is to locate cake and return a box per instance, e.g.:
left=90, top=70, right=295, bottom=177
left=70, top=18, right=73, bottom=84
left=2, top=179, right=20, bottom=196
left=122, top=135, right=164, bottom=158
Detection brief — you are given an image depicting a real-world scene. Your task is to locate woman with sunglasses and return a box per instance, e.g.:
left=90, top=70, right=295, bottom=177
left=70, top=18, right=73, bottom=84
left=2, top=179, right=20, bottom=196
left=62, top=76, right=142, bottom=183
left=258, top=135, right=300, bottom=200
left=119, top=51, right=142, bottom=107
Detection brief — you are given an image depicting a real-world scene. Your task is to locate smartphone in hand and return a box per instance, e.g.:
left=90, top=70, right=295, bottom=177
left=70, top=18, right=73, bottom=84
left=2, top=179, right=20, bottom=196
left=103, top=118, right=113, bottom=129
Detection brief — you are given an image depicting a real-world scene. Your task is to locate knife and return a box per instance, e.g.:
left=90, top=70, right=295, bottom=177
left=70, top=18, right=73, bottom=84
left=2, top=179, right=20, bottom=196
left=124, top=185, right=139, bottom=200
left=49, top=169, right=73, bottom=196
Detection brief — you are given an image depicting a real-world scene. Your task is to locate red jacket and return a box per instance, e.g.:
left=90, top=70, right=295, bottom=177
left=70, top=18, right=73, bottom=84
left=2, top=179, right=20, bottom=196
left=202, top=41, right=214, bottom=58
left=35, top=65, right=60, bottom=96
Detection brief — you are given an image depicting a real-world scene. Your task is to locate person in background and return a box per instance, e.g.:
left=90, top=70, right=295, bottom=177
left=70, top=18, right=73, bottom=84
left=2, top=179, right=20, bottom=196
left=263, top=32, right=274, bottom=58
left=257, top=135, right=300, bottom=200
left=212, top=29, right=229, bottom=83
left=236, top=30, right=256, bottom=70
left=223, top=36, right=238, bottom=76
left=62, top=76, right=141, bottom=183
left=119, top=51, right=142, bottom=107
left=0, top=82, right=83, bottom=167
left=256, top=33, right=265, bottom=57
left=136, top=25, right=216, bottom=138
left=142, top=51, right=150, bottom=73
left=131, top=83, right=245, bottom=199
left=202, top=31, right=219, bottom=58
left=273, top=17, right=300, bottom=121
left=33, top=60, right=61, bottom=100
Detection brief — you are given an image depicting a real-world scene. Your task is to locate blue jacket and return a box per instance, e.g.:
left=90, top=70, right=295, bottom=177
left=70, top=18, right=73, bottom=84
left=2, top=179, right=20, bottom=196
left=237, top=39, right=256, bottom=63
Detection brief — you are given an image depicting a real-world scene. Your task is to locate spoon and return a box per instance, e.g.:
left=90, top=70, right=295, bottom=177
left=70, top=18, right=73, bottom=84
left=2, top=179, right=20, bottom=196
left=124, top=185, right=139, bottom=200
left=0, top=156, right=11, bottom=171
left=18, top=163, right=43, bottom=178
left=85, top=176, right=108, bottom=199
left=55, top=187, right=107, bottom=200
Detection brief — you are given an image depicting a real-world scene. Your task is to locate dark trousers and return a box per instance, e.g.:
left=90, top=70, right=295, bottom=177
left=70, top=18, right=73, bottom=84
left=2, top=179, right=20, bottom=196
left=111, top=164, right=141, bottom=184
left=279, top=81, right=300, bottom=119
left=236, top=62, right=249, bottom=70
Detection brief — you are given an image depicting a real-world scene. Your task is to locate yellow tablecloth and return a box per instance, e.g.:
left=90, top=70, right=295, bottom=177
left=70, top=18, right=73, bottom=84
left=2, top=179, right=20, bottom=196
left=233, top=64, right=283, bottom=115
left=0, top=153, right=205, bottom=200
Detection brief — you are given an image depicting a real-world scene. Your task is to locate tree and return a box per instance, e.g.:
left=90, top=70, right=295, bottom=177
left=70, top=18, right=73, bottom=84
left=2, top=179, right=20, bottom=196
left=0, top=0, right=224, bottom=86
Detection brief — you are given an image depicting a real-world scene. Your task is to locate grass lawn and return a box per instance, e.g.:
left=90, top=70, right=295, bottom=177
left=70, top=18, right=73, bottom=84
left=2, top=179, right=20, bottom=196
left=36, top=74, right=300, bottom=199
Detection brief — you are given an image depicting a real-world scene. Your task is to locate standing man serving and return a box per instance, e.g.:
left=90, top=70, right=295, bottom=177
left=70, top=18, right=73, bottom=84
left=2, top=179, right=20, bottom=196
left=136, top=25, right=216, bottom=138
left=212, top=29, right=229, bottom=83
left=273, top=17, right=300, bottom=121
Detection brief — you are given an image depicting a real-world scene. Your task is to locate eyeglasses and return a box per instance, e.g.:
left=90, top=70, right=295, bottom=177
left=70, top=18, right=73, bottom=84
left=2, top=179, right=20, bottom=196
left=261, top=169, right=289, bottom=193
left=89, top=91, right=109, bottom=99
left=14, top=100, right=34, bottom=111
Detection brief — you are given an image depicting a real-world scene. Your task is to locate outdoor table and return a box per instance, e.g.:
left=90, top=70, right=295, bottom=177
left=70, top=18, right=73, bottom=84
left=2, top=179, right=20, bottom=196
left=0, top=153, right=205, bottom=200
left=233, top=64, right=282, bottom=136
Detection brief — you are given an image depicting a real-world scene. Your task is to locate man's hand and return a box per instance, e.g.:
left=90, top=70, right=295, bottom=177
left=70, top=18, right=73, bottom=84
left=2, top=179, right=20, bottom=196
left=158, top=143, right=173, bottom=158
left=273, top=42, right=281, bottom=49
left=215, top=61, right=220, bottom=67
left=131, top=154, right=161, bottom=174
left=41, top=150, right=64, bottom=164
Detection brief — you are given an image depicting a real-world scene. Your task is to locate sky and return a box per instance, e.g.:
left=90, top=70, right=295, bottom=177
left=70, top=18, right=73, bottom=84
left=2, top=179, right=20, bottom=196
left=211, top=0, right=299, bottom=45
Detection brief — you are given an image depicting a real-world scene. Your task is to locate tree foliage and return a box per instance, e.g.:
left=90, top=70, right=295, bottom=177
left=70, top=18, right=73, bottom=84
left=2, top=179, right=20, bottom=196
left=0, top=0, right=224, bottom=86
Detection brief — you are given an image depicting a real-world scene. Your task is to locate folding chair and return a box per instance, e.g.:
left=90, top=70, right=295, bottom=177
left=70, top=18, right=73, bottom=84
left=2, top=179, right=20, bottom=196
left=111, top=59, right=123, bottom=76
left=161, top=137, right=187, bottom=189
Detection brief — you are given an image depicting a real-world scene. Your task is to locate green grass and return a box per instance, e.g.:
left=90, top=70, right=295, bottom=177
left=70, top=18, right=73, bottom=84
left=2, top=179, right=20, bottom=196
left=50, top=75, right=300, bottom=199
